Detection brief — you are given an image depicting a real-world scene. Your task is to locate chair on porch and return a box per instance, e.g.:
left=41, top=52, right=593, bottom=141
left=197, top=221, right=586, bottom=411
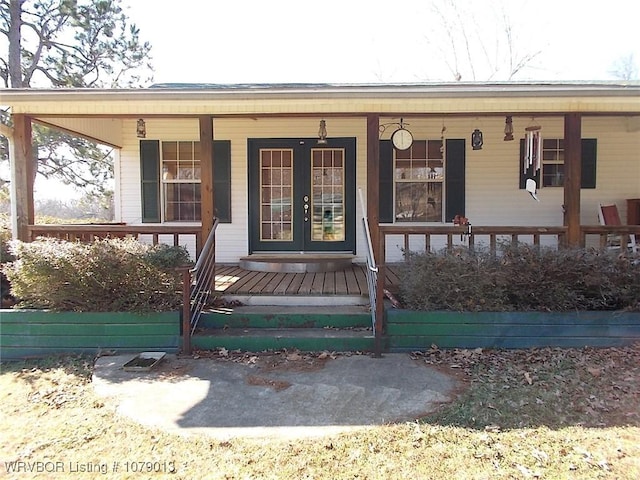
left=597, top=203, right=638, bottom=253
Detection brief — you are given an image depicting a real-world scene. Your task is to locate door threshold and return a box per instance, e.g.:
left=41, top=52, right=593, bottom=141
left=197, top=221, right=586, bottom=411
left=239, top=253, right=355, bottom=273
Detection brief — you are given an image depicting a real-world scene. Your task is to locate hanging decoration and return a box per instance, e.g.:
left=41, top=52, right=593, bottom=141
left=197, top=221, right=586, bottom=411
left=136, top=119, right=146, bottom=138
left=379, top=118, right=414, bottom=151
left=440, top=122, right=447, bottom=154
left=523, top=122, right=542, bottom=201
left=471, top=128, right=483, bottom=150
left=503, top=115, right=514, bottom=141
left=317, top=119, right=328, bottom=144
left=523, top=123, right=542, bottom=175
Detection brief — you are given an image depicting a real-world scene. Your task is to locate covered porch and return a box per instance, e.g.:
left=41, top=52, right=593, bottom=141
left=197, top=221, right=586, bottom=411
left=2, top=83, right=639, bottom=355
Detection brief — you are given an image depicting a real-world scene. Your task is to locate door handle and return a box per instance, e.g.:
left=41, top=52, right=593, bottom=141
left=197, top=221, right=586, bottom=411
left=303, top=195, right=309, bottom=221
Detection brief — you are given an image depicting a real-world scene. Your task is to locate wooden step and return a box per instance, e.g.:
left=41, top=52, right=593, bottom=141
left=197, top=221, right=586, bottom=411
left=192, top=305, right=375, bottom=352
left=192, top=327, right=374, bottom=353
left=199, top=305, right=372, bottom=329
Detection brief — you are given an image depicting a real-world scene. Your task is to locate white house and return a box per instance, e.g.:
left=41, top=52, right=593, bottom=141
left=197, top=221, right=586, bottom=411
left=2, top=82, right=639, bottom=265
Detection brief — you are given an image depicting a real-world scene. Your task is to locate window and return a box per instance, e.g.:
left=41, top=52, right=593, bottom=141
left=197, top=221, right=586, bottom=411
left=541, top=138, right=564, bottom=187
left=379, top=138, right=465, bottom=224
left=140, top=139, right=232, bottom=223
left=519, top=138, right=597, bottom=190
left=394, top=140, right=444, bottom=222
left=161, top=141, right=201, bottom=221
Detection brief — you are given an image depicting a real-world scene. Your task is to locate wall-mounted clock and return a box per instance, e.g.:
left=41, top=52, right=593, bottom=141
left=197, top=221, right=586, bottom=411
left=391, top=127, right=413, bottom=150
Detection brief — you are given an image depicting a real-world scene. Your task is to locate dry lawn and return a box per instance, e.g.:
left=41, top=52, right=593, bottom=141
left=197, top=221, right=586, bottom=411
left=1, top=344, right=639, bottom=479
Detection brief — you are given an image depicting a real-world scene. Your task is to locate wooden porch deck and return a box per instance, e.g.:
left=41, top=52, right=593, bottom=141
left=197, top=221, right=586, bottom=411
left=214, top=264, right=400, bottom=296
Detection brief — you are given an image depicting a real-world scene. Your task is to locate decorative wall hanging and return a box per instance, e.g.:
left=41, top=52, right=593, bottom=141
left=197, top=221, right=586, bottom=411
left=317, top=119, right=328, bottom=144
left=523, top=123, right=542, bottom=176
left=380, top=118, right=414, bottom=151
left=440, top=123, right=447, bottom=154
left=523, top=122, right=542, bottom=201
left=471, top=128, right=483, bottom=150
left=525, top=178, right=540, bottom=201
left=136, top=119, right=146, bottom=138
left=503, top=116, right=514, bottom=141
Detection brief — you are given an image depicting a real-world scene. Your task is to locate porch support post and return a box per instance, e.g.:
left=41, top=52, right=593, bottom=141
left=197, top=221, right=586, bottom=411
left=199, top=115, right=215, bottom=239
left=367, top=114, right=385, bottom=357
left=366, top=114, right=380, bottom=259
left=563, top=113, right=582, bottom=247
left=10, top=114, right=34, bottom=241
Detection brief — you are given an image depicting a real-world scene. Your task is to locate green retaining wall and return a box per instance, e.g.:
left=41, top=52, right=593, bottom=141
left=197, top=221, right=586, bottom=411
left=386, top=310, right=640, bottom=351
left=0, top=310, right=180, bottom=361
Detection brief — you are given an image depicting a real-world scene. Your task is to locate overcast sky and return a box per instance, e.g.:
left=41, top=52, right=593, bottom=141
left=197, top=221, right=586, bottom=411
left=124, top=0, right=640, bottom=84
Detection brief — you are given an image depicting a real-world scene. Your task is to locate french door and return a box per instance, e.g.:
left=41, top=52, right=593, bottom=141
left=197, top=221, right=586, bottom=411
left=248, top=138, right=355, bottom=253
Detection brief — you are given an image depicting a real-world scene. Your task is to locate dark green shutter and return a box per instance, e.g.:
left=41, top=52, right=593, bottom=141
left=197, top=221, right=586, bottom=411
left=213, top=140, right=232, bottom=222
left=445, top=139, right=466, bottom=222
left=140, top=140, right=160, bottom=223
left=580, top=139, right=597, bottom=189
left=379, top=140, right=394, bottom=223
left=519, top=138, right=597, bottom=189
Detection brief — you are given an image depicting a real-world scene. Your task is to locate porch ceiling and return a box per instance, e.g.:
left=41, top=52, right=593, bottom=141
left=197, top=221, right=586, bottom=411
left=33, top=116, right=123, bottom=148
left=2, top=82, right=640, bottom=118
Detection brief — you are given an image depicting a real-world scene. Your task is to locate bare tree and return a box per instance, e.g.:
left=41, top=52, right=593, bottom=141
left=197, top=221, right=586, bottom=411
left=422, top=0, right=542, bottom=81
left=0, top=0, right=153, bottom=199
left=609, top=53, right=638, bottom=81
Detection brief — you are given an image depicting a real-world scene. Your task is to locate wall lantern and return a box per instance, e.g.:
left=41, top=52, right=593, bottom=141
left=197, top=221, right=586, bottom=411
left=317, top=119, right=328, bottom=144
left=136, top=119, right=146, bottom=138
left=504, top=116, right=514, bottom=141
left=471, top=128, right=483, bottom=150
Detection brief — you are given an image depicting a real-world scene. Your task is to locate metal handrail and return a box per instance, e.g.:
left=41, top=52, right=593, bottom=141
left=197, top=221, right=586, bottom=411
left=362, top=217, right=378, bottom=327
left=359, top=189, right=383, bottom=356
left=189, top=218, right=220, bottom=335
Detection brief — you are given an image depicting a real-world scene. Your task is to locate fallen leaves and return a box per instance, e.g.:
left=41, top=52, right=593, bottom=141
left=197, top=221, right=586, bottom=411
left=420, top=342, right=640, bottom=429
left=245, top=375, right=291, bottom=391
left=190, top=347, right=348, bottom=373
left=524, top=372, right=533, bottom=385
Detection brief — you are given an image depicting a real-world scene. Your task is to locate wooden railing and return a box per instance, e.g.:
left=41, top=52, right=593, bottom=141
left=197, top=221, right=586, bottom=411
left=379, top=225, right=570, bottom=257
left=581, top=225, right=640, bottom=251
left=374, top=224, right=640, bottom=353
left=378, top=224, right=640, bottom=261
left=27, top=224, right=203, bottom=258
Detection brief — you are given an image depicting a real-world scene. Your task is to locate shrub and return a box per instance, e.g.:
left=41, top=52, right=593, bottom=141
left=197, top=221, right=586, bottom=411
left=397, top=244, right=640, bottom=312
left=3, top=238, right=192, bottom=313
left=0, top=214, right=13, bottom=264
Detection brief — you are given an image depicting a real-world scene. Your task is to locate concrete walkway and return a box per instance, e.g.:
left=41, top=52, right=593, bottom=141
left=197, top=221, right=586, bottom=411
left=92, top=352, right=459, bottom=440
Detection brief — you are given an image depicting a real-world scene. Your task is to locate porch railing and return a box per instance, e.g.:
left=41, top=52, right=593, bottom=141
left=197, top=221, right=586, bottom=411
left=27, top=224, right=203, bottom=258
left=378, top=224, right=640, bottom=260
left=379, top=225, right=569, bottom=257
left=581, top=225, right=640, bottom=252
left=361, top=216, right=382, bottom=357
left=375, top=224, right=640, bottom=354
left=188, top=218, right=220, bottom=336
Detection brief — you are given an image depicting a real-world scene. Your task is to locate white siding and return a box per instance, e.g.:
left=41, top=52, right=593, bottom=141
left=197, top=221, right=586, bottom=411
left=214, top=117, right=369, bottom=263
left=116, top=116, right=639, bottom=263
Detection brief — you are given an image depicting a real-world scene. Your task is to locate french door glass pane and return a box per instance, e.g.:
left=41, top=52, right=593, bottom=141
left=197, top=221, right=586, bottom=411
left=260, top=149, right=293, bottom=241
left=311, top=149, right=345, bottom=241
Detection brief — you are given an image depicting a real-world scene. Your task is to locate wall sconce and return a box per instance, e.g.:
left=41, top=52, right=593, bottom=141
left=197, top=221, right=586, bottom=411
left=471, top=128, right=483, bottom=150
left=317, top=120, right=328, bottom=144
left=136, top=119, right=146, bottom=138
left=504, top=116, right=514, bottom=141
